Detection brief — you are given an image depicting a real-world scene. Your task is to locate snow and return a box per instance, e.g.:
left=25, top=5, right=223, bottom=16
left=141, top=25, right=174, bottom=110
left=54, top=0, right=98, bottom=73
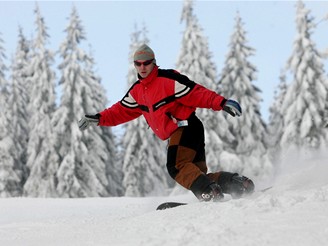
left=1, top=155, right=328, bottom=246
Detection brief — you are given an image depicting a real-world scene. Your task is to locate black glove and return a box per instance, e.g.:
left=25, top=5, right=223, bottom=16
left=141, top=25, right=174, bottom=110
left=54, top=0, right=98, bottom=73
left=223, top=99, right=242, bottom=117
left=78, top=114, right=100, bottom=131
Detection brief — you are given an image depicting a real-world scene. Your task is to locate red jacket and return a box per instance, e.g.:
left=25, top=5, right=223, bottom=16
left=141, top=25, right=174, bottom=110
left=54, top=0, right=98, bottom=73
left=99, top=66, right=226, bottom=140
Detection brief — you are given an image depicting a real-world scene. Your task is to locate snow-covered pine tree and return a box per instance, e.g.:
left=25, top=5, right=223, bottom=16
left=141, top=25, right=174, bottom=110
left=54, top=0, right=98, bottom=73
left=267, top=69, right=288, bottom=163
left=0, top=33, right=10, bottom=113
left=280, top=0, right=328, bottom=154
left=0, top=33, right=23, bottom=197
left=53, top=6, right=119, bottom=197
left=122, top=24, right=170, bottom=196
left=218, top=12, right=272, bottom=178
left=177, top=0, right=216, bottom=90
left=176, top=0, right=231, bottom=173
left=7, top=27, right=30, bottom=187
left=83, top=49, right=123, bottom=196
left=23, top=5, right=59, bottom=197
left=0, top=118, right=21, bottom=197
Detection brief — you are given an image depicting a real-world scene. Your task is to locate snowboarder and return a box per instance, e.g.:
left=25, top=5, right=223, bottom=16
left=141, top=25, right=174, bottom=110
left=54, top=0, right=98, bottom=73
left=78, top=44, right=254, bottom=201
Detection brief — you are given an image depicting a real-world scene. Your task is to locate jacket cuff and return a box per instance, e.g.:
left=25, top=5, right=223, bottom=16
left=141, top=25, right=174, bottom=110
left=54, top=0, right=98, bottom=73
left=98, top=112, right=105, bottom=126
left=212, top=96, right=227, bottom=111
left=220, top=98, right=227, bottom=108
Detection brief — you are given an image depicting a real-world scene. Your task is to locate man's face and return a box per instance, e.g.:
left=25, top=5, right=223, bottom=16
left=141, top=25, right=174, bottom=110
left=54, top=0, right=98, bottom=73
left=134, top=59, right=155, bottom=78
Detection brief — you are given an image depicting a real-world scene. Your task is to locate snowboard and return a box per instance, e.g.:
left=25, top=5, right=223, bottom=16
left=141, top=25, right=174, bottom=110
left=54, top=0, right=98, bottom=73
left=156, top=186, right=273, bottom=210
left=156, top=202, right=187, bottom=210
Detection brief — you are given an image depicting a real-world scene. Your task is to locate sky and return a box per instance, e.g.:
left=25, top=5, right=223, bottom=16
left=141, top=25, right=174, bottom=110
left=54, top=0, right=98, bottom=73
left=1, top=0, right=328, bottom=123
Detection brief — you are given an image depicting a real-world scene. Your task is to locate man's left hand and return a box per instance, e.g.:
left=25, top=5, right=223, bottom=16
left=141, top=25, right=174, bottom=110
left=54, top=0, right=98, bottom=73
left=223, top=99, right=242, bottom=117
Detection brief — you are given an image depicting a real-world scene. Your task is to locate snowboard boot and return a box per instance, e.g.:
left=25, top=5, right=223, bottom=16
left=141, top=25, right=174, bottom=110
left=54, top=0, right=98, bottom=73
left=198, top=183, right=224, bottom=202
left=217, top=172, right=255, bottom=199
left=190, top=175, right=224, bottom=202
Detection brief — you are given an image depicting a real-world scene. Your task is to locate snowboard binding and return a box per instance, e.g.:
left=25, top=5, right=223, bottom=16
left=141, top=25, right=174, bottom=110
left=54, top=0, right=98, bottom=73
left=217, top=172, right=255, bottom=199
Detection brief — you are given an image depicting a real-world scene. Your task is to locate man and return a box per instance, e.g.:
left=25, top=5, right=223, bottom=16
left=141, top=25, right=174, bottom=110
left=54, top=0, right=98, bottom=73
left=79, top=44, right=254, bottom=201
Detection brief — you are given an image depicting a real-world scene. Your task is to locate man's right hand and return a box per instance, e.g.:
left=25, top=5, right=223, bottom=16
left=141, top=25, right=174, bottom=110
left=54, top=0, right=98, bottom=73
left=78, top=114, right=100, bottom=131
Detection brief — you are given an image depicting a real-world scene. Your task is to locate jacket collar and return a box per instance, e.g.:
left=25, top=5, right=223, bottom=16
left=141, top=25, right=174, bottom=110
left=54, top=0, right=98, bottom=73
left=138, top=66, right=158, bottom=85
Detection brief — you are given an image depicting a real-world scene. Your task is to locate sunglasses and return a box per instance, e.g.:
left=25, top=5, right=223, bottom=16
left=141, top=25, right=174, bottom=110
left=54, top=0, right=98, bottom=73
left=134, top=59, right=154, bottom=67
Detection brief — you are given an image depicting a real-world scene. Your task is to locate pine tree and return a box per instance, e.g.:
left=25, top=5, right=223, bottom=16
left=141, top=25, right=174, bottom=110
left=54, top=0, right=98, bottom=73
left=122, top=24, right=170, bottom=196
left=176, top=0, right=230, bottom=173
left=177, top=0, right=217, bottom=90
left=280, top=0, right=328, bottom=154
left=218, top=12, right=272, bottom=178
left=268, top=69, right=288, bottom=163
left=0, top=33, right=23, bottom=197
left=84, top=50, right=123, bottom=196
left=0, top=33, right=9, bottom=110
left=53, top=6, right=120, bottom=197
left=0, top=123, right=21, bottom=197
left=23, top=5, right=59, bottom=197
left=7, top=27, right=30, bottom=187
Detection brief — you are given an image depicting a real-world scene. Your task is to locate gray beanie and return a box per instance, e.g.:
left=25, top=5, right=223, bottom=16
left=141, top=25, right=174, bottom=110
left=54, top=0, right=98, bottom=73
left=134, top=44, right=156, bottom=63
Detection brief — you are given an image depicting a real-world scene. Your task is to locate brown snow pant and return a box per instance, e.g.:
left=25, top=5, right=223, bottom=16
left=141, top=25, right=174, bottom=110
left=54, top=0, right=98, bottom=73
left=166, top=113, right=223, bottom=197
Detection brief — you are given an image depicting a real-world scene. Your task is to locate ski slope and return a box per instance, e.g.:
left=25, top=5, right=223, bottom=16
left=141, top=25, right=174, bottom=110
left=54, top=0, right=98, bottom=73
left=1, top=155, right=328, bottom=246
